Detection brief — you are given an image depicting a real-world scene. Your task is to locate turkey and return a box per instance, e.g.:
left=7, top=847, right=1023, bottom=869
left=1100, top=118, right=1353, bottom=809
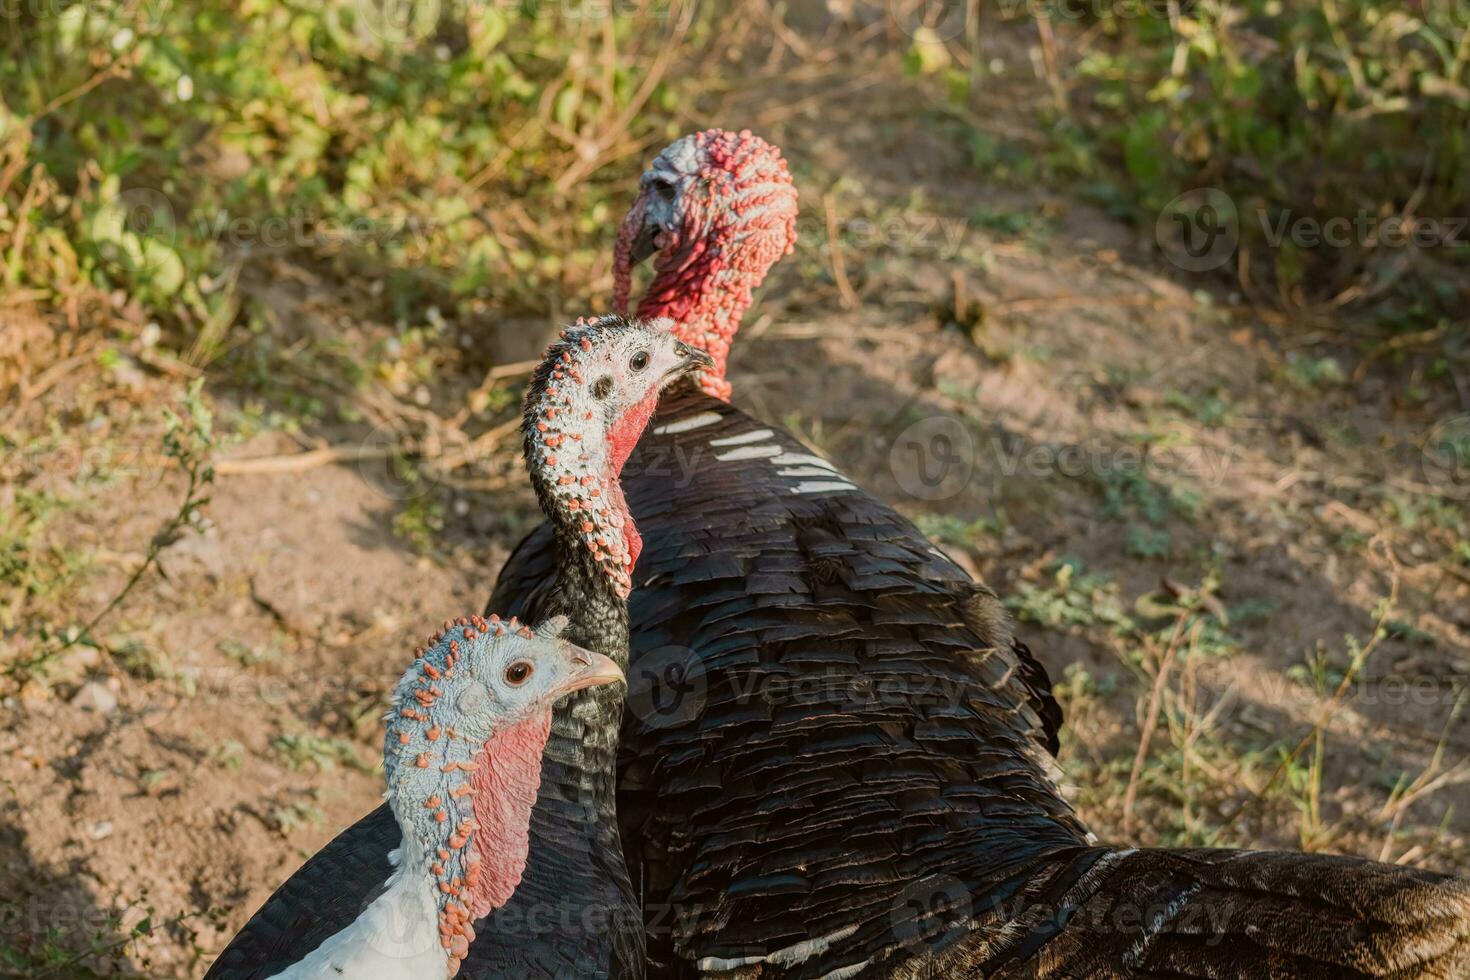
left=205, top=317, right=713, bottom=979
left=503, top=131, right=1470, bottom=978
left=254, top=613, right=623, bottom=980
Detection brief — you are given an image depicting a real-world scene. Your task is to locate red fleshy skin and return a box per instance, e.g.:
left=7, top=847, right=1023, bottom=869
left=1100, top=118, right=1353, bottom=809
left=613, top=129, right=798, bottom=401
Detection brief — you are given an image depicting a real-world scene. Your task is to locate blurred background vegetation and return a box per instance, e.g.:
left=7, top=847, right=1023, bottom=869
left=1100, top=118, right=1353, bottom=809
left=3, top=0, right=1467, bottom=368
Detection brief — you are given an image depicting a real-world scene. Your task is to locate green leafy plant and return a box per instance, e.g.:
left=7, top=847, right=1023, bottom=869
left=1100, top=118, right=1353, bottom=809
left=1000, top=0, right=1470, bottom=366
left=1, top=0, right=712, bottom=349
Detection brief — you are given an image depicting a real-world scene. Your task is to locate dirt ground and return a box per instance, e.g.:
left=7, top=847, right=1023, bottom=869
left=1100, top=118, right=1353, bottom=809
left=3, top=22, right=1468, bottom=978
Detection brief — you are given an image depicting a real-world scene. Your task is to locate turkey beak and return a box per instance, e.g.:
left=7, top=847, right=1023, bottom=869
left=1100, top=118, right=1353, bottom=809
left=555, top=646, right=624, bottom=697
left=630, top=220, right=661, bottom=265
left=671, top=342, right=714, bottom=380
left=631, top=179, right=679, bottom=264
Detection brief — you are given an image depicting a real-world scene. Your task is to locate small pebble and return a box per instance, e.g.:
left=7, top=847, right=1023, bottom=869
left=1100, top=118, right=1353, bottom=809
left=72, top=681, right=118, bottom=714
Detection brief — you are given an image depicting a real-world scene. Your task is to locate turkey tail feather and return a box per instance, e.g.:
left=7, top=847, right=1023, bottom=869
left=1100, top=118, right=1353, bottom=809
left=911, top=848, right=1470, bottom=980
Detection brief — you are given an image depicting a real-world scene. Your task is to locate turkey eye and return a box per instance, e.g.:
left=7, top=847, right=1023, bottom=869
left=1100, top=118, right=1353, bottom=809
left=504, top=661, right=533, bottom=686
left=629, top=350, right=650, bottom=372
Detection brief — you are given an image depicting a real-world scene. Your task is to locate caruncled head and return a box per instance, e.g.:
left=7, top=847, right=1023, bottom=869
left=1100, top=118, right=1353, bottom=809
left=613, top=128, right=798, bottom=401
left=383, top=613, right=623, bottom=977
left=522, top=315, right=713, bottom=597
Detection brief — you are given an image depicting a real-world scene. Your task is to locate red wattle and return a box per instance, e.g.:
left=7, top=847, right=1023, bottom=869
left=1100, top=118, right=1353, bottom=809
left=604, top=388, right=660, bottom=569
left=608, top=387, right=659, bottom=476
left=466, top=712, right=555, bottom=916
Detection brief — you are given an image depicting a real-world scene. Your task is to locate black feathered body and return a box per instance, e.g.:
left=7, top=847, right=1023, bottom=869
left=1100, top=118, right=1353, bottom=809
left=930, top=846, right=1470, bottom=980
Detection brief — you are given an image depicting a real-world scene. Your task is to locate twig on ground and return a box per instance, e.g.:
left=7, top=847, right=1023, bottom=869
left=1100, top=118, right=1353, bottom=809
left=29, top=56, right=131, bottom=122
left=753, top=74, right=885, bottom=127
left=215, top=443, right=398, bottom=475
left=217, top=414, right=521, bottom=480
left=822, top=194, right=858, bottom=310
left=1122, top=610, right=1192, bottom=837
left=0, top=345, right=99, bottom=437
left=1376, top=684, right=1470, bottom=862
left=450, top=357, right=542, bottom=428
left=552, top=0, right=694, bottom=193
left=1031, top=9, right=1066, bottom=109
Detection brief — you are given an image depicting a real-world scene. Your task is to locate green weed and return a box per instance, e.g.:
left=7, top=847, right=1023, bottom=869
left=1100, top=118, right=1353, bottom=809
left=1002, top=0, right=1470, bottom=358
left=271, top=732, right=371, bottom=774
left=1096, top=462, right=1203, bottom=526
left=1164, top=387, right=1235, bottom=426
left=1007, top=559, right=1136, bottom=633
left=1125, top=524, right=1171, bottom=559
left=392, top=493, right=446, bottom=556
left=912, top=513, right=1000, bottom=548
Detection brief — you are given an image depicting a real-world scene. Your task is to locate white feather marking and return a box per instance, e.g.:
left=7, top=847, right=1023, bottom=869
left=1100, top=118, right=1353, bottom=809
left=696, top=924, right=862, bottom=974
left=715, top=444, right=784, bottom=462
left=266, top=846, right=444, bottom=979
left=697, top=953, right=767, bottom=970
left=771, top=451, right=838, bottom=471
left=654, top=412, right=721, bottom=434
left=766, top=924, right=861, bottom=966
left=792, top=480, right=857, bottom=494
left=710, top=428, right=775, bottom=446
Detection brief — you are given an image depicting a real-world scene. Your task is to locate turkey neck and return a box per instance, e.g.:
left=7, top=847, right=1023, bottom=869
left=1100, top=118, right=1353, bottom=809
left=535, top=540, right=628, bottom=810
left=551, top=535, right=631, bottom=663
left=525, top=421, right=640, bottom=813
